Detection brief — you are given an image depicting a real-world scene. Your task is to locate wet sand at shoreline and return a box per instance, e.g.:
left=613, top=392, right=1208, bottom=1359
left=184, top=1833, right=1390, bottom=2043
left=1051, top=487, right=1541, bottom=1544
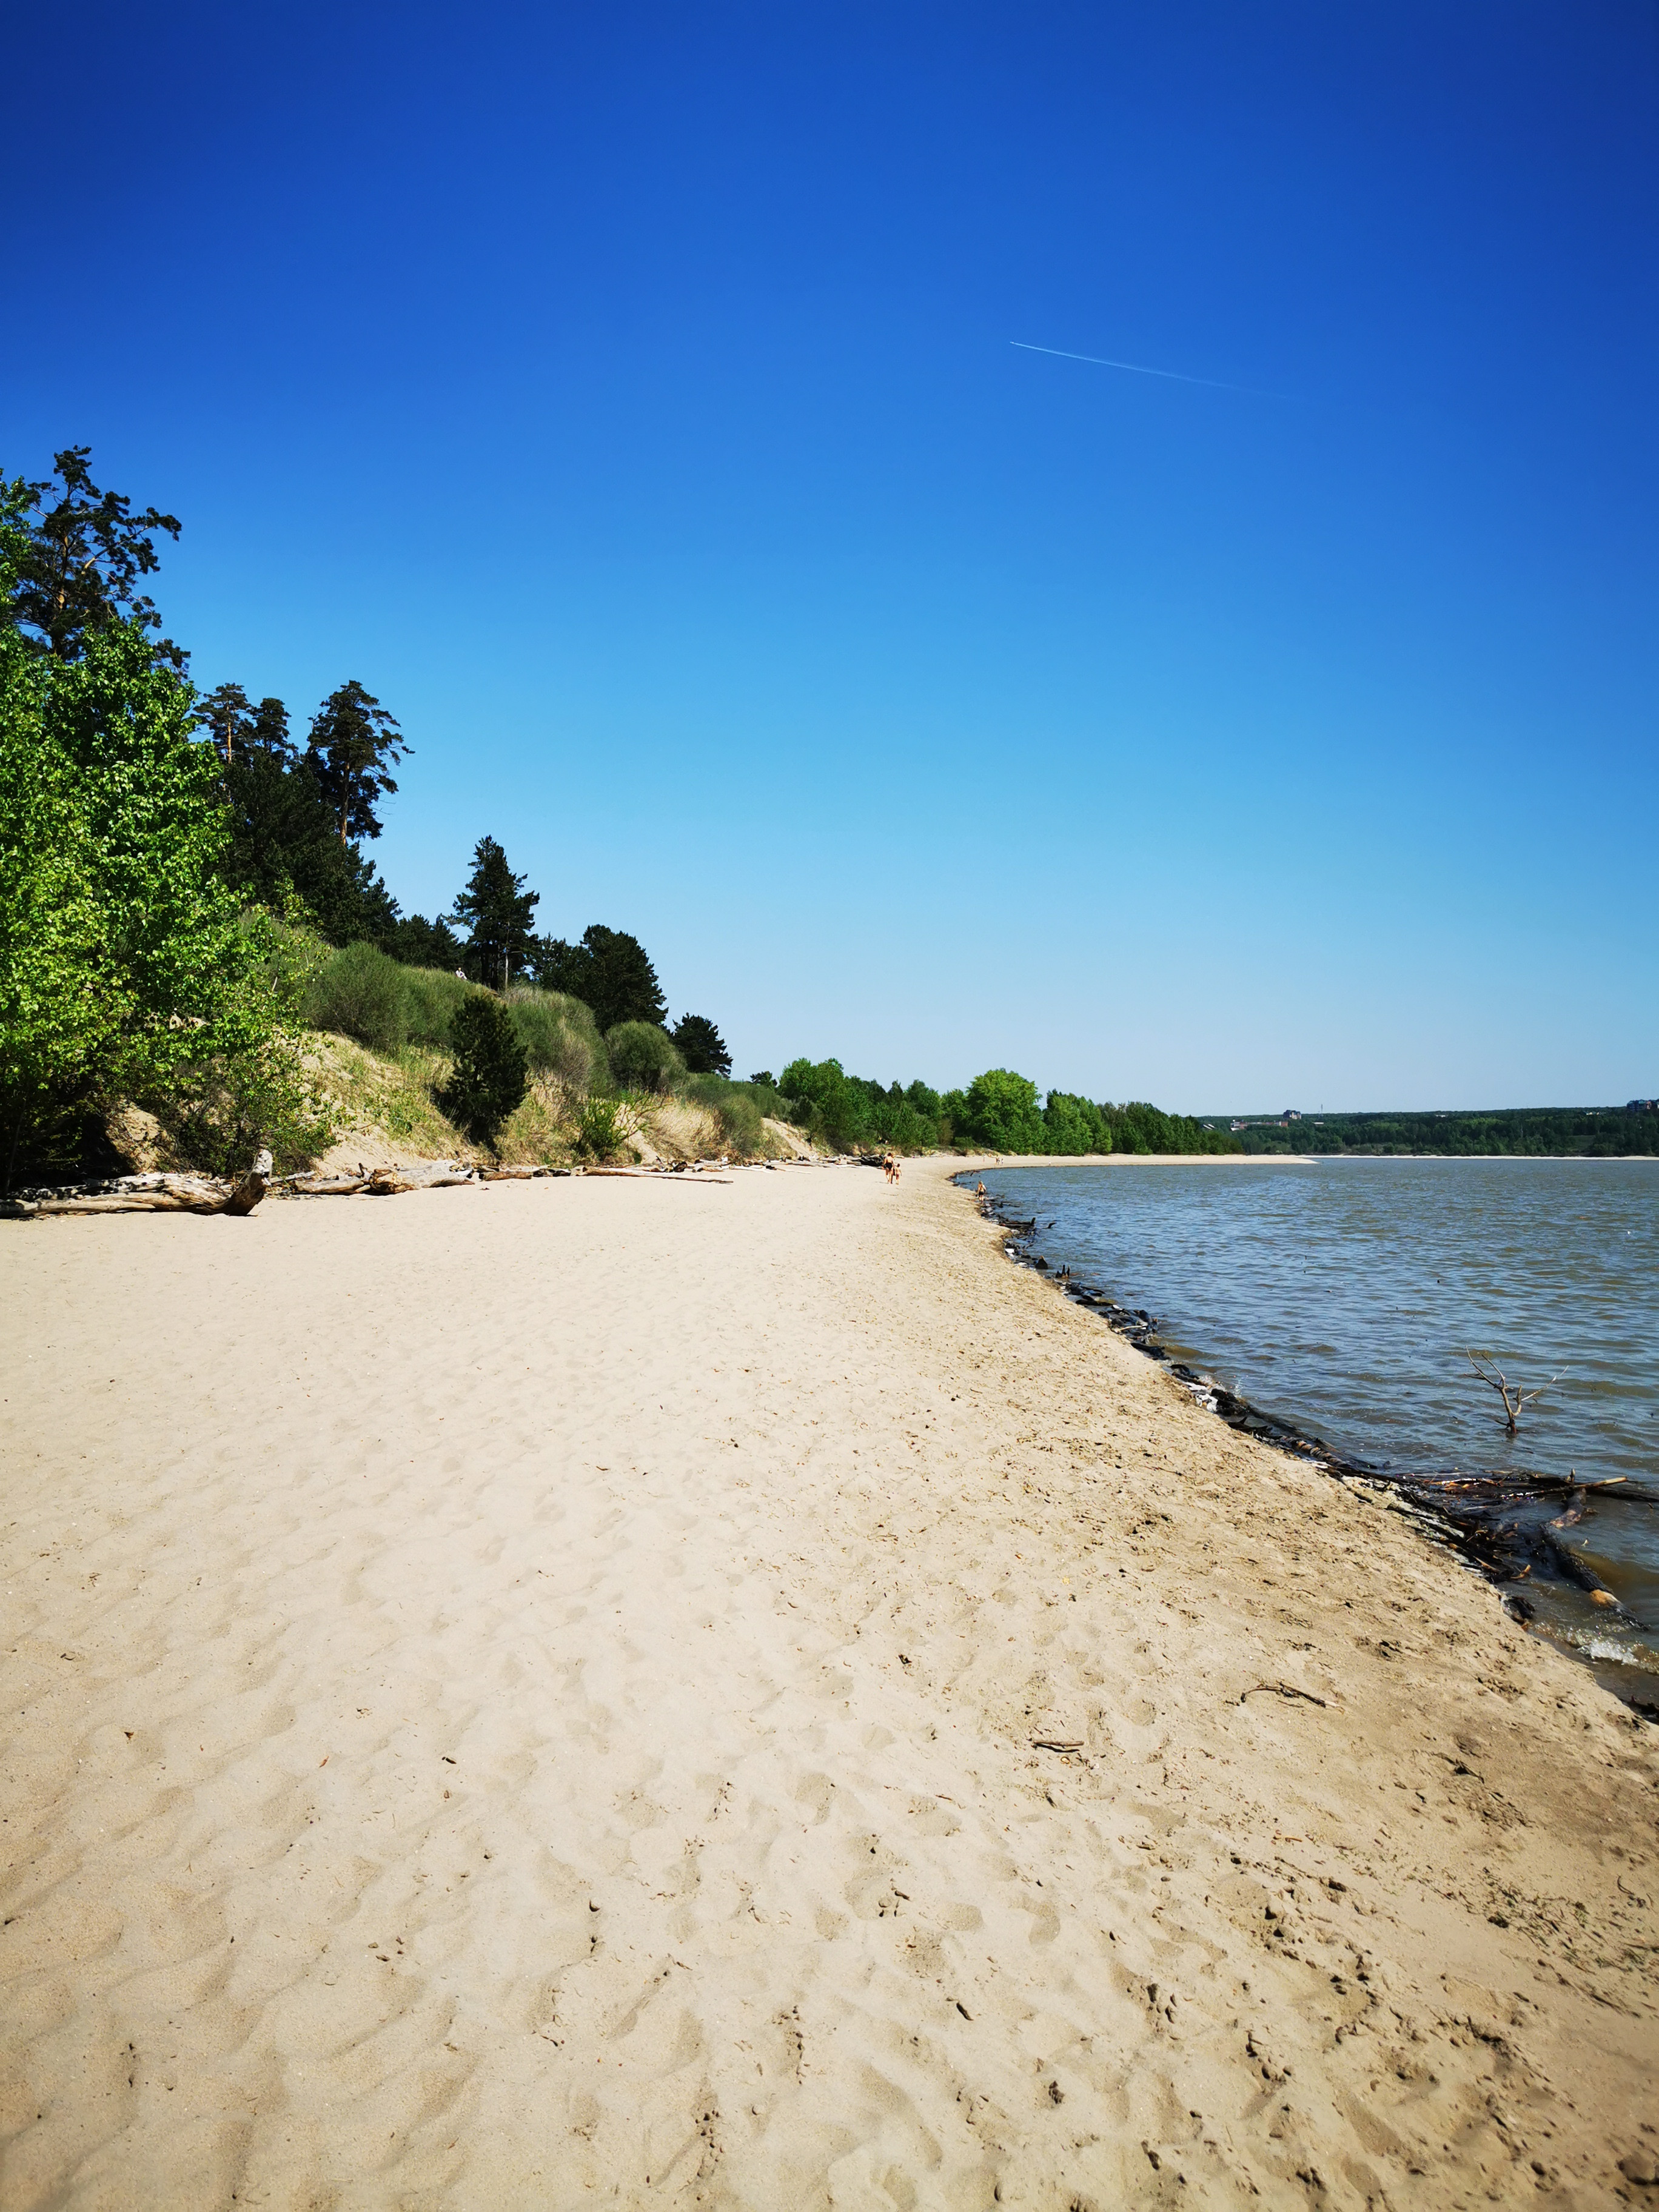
left=2, top=1157, right=1654, bottom=2207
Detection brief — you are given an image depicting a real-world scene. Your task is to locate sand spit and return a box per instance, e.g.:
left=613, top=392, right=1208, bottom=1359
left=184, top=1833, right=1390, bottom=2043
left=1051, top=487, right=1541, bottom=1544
left=1, top=1159, right=1654, bottom=2210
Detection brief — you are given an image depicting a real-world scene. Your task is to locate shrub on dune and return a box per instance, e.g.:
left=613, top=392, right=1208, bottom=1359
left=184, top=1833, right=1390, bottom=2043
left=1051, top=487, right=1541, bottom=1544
left=402, top=966, right=474, bottom=1047
left=304, top=940, right=409, bottom=1053
left=682, top=1071, right=765, bottom=1156
left=606, top=1021, right=683, bottom=1095
left=507, top=986, right=608, bottom=1091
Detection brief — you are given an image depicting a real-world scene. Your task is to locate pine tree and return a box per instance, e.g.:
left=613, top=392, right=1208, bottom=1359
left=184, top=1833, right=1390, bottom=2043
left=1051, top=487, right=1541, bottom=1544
left=247, top=696, right=295, bottom=765
left=6, top=447, right=184, bottom=665
left=195, top=680, right=253, bottom=767
left=534, top=924, right=666, bottom=1031
left=444, top=993, right=529, bottom=1148
left=450, top=836, right=540, bottom=991
left=304, top=680, right=407, bottom=845
left=672, top=1013, right=731, bottom=1076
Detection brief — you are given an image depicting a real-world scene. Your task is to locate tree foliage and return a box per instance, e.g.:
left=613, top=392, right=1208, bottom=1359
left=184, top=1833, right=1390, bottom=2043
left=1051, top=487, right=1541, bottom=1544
left=220, top=736, right=400, bottom=942
left=777, top=1059, right=940, bottom=1151
left=963, top=1068, right=1045, bottom=1153
left=451, top=835, right=540, bottom=989
left=195, top=679, right=255, bottom=766
left=384, top=911, right=463, bottom=970
left=535, top=924, right=667, bottom=1031
left=444, top=991, right=529, bottom=1147
left=5, top=447, right=185, bottom=666
left=672, top=1012, right=731, bottom=1077
left=1227, top=1103, right=1659, bottom=1159
left=304, top=679, right=407, bottom=845
left=0, top=646, right=118, bottom=1185
left=0, top=617, right=326, bottom=1184
left=771, top=1055, right=1244, bottom=1157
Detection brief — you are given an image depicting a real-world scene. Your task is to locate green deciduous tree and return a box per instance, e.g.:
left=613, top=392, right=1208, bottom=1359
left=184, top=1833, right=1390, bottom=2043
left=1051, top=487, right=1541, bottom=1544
left=672, top=1013, right=731, bottom=1076
left=779, top=1057, right=868, bottom=1150
left=444, top=992, right=529, bottom=1148
left=0, top=617, right=327, bottom=1184
left=962, top=1068, right=1045, bottom=1153
left=0, top=649, right=121, bottom=1187
left=1101, top=1101, right=1234, bottom=1155
left=451, top=836, right=540, bottom=990
left=304, top=679, right=407, bottom=845
left=535, top=924, right=667, bottom=1031
left=1042, top=1091, right=1111, bottom=1155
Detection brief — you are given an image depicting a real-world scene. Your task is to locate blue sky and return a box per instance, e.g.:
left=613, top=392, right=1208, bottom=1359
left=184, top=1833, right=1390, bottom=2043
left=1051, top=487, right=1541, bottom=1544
left=6, top=3, right=1655, bottom=1108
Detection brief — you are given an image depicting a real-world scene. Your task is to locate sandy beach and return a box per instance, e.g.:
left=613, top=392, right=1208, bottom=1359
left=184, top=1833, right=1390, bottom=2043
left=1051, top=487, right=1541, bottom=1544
left=2, top=1157, right=1654, bottom=2209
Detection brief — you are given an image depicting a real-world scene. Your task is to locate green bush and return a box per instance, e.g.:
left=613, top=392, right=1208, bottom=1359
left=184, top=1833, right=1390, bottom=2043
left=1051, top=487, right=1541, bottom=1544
left=576, top=1093, right=627, bottom=1161
left=444, top=993, right=529, bottom=1148
left=304, top=939, right=409, bottom=1051
left=681, top=1071, right=767, bottom=1157
left=737, top=1078, right=790, bottom=1121
left=680, top=1071, right=731, bottom=1110
left=154, top=1034, right=336, bottom=1176
left=712, top=1088, right=764, bottom=1156
left=507, top=985, right=608, bottom=1090
left=606, top=1020, right=683, bottom=1094
left=403, top=965, right=474, bottom=1047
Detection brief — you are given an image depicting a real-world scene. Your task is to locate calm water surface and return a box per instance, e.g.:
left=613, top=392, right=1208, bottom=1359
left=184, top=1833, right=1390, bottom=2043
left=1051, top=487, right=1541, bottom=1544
left=970, top=1159, right=1659, bottom=1706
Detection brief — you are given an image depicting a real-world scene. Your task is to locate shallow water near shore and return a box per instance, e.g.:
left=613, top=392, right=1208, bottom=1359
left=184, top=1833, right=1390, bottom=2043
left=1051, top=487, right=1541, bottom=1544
left=967, top=1157, right=1659, bottom=1711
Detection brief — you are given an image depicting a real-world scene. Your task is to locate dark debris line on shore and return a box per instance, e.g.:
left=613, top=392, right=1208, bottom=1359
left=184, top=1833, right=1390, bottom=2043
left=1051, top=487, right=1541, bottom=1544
left=968, top=1182, right=1659, bottom=1724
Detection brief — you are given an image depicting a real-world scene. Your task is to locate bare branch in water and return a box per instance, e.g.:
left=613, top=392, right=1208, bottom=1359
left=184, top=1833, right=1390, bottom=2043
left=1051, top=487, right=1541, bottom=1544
left=1464, top=1349, right=1566, bottom=1434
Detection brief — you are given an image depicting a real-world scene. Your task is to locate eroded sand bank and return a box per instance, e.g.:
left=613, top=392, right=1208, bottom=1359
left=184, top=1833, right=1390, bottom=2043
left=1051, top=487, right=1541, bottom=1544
left=2, top=1158, right=1654, bottom=2208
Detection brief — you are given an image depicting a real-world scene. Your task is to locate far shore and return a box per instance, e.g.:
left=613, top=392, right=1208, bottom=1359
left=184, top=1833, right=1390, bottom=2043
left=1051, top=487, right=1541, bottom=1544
left=954, top=1149, right=1316, bottom=1167
left=2, top=1155, right=1652, bottom=2205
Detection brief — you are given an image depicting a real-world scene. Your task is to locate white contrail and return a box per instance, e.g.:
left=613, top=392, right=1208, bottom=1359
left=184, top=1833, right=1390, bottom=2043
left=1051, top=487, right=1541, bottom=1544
left=1010, top=339, right=1286, bottom=398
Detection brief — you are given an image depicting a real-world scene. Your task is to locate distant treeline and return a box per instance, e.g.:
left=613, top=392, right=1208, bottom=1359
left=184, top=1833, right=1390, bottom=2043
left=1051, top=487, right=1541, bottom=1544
left=775, top=1063, right=1239, bottom=1156
left=1223, top=1105, right=1659, bottom=1158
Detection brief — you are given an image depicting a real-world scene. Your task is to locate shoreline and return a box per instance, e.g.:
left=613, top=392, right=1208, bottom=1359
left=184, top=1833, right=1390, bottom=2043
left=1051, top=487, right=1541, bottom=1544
left=965, top=1170, right=1659, bottom=1721
left=3, top=1156, right=1654, bottom=2204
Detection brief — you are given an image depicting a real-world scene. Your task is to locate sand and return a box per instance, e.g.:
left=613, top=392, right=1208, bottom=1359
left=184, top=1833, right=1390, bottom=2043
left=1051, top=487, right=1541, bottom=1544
left=2, top=1156, right=1654, bottom=2210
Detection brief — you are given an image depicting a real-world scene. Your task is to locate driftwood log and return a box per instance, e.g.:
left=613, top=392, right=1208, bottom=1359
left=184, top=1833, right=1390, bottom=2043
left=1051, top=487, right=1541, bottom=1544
left=6, top=1158, right=583, bottom=1219
left=224, top=1149, right=273, bottom=1216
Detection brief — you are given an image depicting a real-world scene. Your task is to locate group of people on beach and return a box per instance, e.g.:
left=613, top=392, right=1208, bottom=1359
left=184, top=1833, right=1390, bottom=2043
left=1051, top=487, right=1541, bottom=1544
left=883, top=1153, right=903, bottom=1185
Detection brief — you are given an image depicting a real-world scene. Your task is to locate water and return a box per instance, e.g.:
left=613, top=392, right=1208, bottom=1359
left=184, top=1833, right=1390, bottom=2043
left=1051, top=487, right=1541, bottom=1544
left=965, top=1159, right=1659, bottom=1714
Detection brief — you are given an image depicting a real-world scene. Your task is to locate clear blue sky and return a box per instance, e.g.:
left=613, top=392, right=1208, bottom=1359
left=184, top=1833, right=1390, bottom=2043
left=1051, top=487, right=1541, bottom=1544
left=7, top=3, right=1656, bottom=1109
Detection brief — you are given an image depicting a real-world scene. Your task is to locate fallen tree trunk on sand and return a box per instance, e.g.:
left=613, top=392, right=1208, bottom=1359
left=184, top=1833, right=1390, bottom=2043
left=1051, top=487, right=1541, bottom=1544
left=6, top=1159, right=571, bottom=1219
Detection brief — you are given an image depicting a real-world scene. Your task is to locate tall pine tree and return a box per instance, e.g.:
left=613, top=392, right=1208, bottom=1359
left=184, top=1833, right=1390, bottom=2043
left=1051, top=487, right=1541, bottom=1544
left=304, top=680, right=407, bottom=845
left=451, top=836, right=540, bottom=990
left=5, top=447, right=184, bottom=666
left=195, top=680, right=254, bottom=767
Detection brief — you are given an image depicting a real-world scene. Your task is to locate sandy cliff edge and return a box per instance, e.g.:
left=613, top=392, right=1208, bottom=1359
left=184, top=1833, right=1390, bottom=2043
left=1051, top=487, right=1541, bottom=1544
left=1, top=1154, right=1653, bottom=2209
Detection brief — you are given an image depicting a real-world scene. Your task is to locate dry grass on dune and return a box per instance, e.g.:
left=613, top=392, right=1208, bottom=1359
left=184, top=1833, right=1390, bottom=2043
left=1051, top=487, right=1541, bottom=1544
left=305, top=1031, right=789, bottom=1173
